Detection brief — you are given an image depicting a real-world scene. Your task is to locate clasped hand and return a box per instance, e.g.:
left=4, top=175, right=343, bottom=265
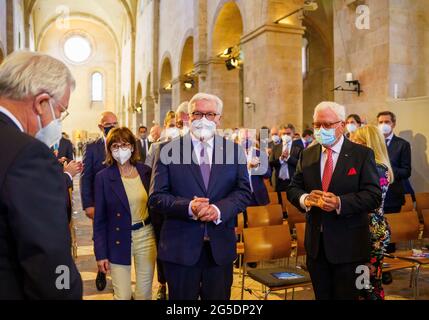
left=190, top=197, right=219, bottom=222
left=304, top=190, right=340, bottom=212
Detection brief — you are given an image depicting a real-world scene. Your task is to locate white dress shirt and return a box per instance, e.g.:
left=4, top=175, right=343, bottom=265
left=385, top=132, right=394, bottom=147
left=0, top=106, right=24, bottom=132
left=279, top=141, right=292, bottom=180
left=299, top=135, right=345, bottom=215
left=187, top=134, right=221, bottom=225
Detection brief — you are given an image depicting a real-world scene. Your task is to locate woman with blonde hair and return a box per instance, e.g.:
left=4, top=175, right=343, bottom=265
left=350, top=125, right=393, bottom=300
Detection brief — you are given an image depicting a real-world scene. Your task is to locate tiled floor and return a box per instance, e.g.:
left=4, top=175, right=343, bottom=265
left=71, top=173, right=429, bottom=300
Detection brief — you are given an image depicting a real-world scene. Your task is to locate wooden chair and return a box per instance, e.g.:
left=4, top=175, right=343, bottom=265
left=416, top=193, right=429, bottom=222
left=247, top=204, right=284, bottom=228
left=236, top=213, right=245, bottom=275
left=384, top=211, right=422, bottom=298
left=295, top=223, right=306, bottom=265
left=268, top=192, right=280, bottom=205
left=241, top=224, right=312, bottom=300
left=423, top=209, right=429, bottom=239
left=284, top=199, right=306, bottom=230
left=264, top=178, right=275, bottom=193
left=400, top=194, right=415, bottom=212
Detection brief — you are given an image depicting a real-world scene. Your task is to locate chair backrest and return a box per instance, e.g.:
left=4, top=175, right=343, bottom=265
left=236, top=212, right=244, bottom=236
left=268, top=192, right=279, bottom=205
left=385, top=211, right=420, bottom=243
left=422, top=209, right=429, bottom=239
left=243, top=224, right=292, bottom=263
left=400, top=194, right=414, bottom=212
left=416, top=193, right=429, bottom=218
left=247, top=204, right=284, bottom=228
left=264, top=178, right=274, bottom=193
left=295, top=223, right=306, bottom=257
left=284, top=200, right=306, bottom=229
left=280, top=192, right=289, bottom=213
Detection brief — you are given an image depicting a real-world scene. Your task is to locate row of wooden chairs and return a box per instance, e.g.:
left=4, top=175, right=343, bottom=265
left=383, top=210, right=429, bottom=299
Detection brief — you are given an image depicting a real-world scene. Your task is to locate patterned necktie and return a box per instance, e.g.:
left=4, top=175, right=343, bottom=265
left=200, top=142, right=211, bottom=190
left=199, top=142, right=211, bottom=241
left=322, top=148, right=333, bottom=192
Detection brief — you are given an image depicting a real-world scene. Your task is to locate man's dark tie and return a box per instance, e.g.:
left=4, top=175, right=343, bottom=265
left=200, top=142, right=211, bottom=190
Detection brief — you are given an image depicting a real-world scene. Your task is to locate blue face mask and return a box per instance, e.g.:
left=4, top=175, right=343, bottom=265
left=314, top=127, right=337, bottom=147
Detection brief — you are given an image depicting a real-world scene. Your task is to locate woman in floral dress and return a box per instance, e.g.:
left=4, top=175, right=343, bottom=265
left=351, top=125, right=394, bottom=300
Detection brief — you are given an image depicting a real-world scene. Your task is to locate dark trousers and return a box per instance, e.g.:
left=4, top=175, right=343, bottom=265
left=163, top=242, right=233, bottom=300
left=153, top=220, right=166, bottom=284
left=306, top=235, right=364, bottom=300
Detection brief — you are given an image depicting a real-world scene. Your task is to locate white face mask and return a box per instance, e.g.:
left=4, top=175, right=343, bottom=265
left=271, top=135, right=281, bottom=144
left=191, top=117, right=217, bottom=141
left=165, top=127, right=180, bottom=139
left=112, top=148, right=132, bottom=165
left=346, top=123, right=358, bottom=133
left=35, top=100, right=62, bottom=148
left=180, top=125, right=190, bottom=136
left=282, top=134, right=292, bottom=144
left=378, top=123, right=392, bottom=136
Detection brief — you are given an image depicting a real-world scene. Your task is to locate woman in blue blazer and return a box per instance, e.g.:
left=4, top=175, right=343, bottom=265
left=93, top=127, right=156, bottom=300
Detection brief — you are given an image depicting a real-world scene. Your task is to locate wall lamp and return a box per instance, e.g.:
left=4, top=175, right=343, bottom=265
left=332, top=73, right=363, bottom=96
left=244, top=97, right=256, bottom=112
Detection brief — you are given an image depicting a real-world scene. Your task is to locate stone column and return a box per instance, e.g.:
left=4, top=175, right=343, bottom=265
left=206, top=58, right=241, bottom=129
left=241, top=23, right=304, bottom=132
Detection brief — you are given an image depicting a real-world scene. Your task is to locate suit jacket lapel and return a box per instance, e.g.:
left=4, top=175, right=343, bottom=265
left=182, top=134, right=207, bottom=194
left=311, top=144, right=323, bottom=190
left=207, top=135, right=223, bottom=195
left=329, top=139, right=353, bottom=194
left=108, top=166, right=131, bottom=213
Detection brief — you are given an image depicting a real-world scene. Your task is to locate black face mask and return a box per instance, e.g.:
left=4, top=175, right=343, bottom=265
left=103, top=126, right=114, bottom=137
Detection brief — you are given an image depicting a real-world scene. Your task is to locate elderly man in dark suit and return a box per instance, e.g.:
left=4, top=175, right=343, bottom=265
left=0, top=51, right=82, bottom=299
left=149, top=93, right=252, bottom=300
left=287, top=101, right=382, bottom=300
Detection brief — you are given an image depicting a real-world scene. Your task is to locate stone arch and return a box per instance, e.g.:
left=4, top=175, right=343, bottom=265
left=179, top=35, right=198, bottom=103
left=159, top=55, right=173, bottom=123
left=208, top=1, right=244, bottom=128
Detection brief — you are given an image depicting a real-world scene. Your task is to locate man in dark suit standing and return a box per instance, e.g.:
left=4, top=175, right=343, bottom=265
left=287, top=102, right=381, bottom=300
left=270, top=124, right=304, bottom=204
left=80, top=111, right=118, bottom=290
left=80, top=111, right=118, bottom=220
left=377, top=111, right=412, bottom=214
left=136, top=126, right=151, bottom=164
left=0, top=51, right=82, bottom=299
left=149, top=93, right=252, bottom=300
left=54, top=134, right=74, bottom=160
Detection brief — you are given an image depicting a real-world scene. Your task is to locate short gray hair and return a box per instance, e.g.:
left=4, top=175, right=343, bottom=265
left=313, top=101, right=346, bottom=121
left=0, top=51, right=75, bottom=101
left=176, top=101, right=189, bottom=114
left=188, top=93, right=223, bottom=115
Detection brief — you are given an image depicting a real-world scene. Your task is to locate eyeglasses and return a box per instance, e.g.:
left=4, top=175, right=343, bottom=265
left=57, top=102, right=69, bottom=122
left=191, top=111, right=219, bottom=121
left=312, top=121, right=342, bottom=129
left=110, top=142, right=131, bottom=152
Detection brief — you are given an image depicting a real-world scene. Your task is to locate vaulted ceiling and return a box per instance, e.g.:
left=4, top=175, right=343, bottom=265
left=24, top=0, right=137, bottom=48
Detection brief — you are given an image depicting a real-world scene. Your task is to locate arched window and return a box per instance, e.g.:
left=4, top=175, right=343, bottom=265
left=302, top=38, right=309, bottom=78
left=91, top=72, right=103, bottom=102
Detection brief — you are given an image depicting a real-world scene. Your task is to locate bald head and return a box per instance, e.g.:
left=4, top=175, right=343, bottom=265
left=150, top=124, right=162, bottom=142
left=98, top=111, right=118, bottom=136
